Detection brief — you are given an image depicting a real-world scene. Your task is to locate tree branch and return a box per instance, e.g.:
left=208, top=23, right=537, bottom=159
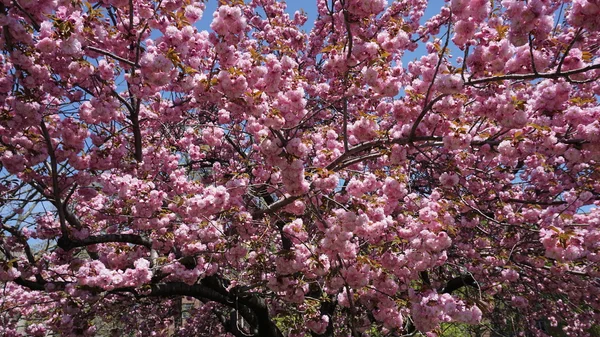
left=251, top=195, right=301, bottom=219
left=409, top=19, right=452, bottom=141
left=11, top=0, right=40, bottom=31
left=86, top=46, right=138, bottom=68
left=442, top=274, right=478, bottom=294
left=39, top=120, right=69, bottom=237
left=57, top=233, right=153, bottom=251
left=467, top=63, right=600, bottom=86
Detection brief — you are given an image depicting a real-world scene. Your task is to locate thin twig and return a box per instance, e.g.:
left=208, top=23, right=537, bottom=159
left=409, top=19, right=452, bottom=141
left=86, top=46, right=138, bottom=68
left=39, top=119, right=68, bottom=236
left=557, top=28, right=583, bottom=73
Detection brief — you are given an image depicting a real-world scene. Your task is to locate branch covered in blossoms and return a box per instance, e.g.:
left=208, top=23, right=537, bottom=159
left=1, top=0, right=600, bottom=336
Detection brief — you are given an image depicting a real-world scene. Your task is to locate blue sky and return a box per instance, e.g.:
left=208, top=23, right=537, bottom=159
left=197, top=0, right=448, bottom=29
left=192, top=0, right=454, bottom=89
left=192, top=0, right=597, bottom=215
left=196, top=0, right=449, bottom=63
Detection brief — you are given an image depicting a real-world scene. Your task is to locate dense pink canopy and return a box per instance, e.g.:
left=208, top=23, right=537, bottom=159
left=1, top=0, right=600, bottom=336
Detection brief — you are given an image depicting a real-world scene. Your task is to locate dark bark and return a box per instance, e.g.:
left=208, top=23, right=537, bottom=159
left=149, top=279, right=283, bottom=337
left=238, top=294, right=284, bottom=337
left=130, top=107, right=143, bottom=162
left=276, top=220, right=293, bottom=250
left=420, top=271, right=431, bottom=286
left=310, top=295, right=337, bottom=337
left=57, top=233, right=152, bottom=251
left=200, top=275, right=230, bottom=297
left=442, top=274, right=478, bottom=294
left=12, top=274, right=283, bottom=337
left=14, top=277, right=46, bottom=291
left=218, top=308, right=254, bottom=337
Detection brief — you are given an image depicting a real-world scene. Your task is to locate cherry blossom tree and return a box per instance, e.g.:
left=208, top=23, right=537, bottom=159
left=1, top=0, right=600, bottom=336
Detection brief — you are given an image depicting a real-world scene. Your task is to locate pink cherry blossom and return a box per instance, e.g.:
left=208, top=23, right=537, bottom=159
left=1, top=1, right=600, bottom=336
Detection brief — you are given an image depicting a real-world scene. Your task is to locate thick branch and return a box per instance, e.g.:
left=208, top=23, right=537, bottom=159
left=442, top=274, right=478, bottom=294
left=237, top=294, right=284, bottom=337
left=251, top=195, right=301, bottom=218
left=13, top=277, right=46, bottom=291
left=57, top=233, right=152, bottom=251
left=130, top=107, right=143, bottom=162
left=149, top=280, right=282, bottom=337
left=148, top=282, right=230, bottom=305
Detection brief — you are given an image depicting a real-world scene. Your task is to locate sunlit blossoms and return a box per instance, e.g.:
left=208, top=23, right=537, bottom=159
left=1, top=0, right=600, bottom=336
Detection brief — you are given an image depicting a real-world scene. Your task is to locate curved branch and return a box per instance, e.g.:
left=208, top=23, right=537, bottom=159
left=148, top=282, right=231, bottom=304
left=13, top=277, right=47, bottom=291
left=442, top=274, right=478, bottom=294
left=149, top=281, right=282, bottom=337
left=40, top=120, right=68, bottom=237
left=251, top=195, right=301, bottom=219
left=467, top=63, right=600, bottom=86
left=409, top=94, right=449, bottom=141
left=57, top=233, right=153, bottom=251
left=557, top=28, right=583, bottom=73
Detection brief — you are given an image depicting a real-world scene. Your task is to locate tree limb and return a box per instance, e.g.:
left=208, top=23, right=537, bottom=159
left=442, top=274, right=478, bottom=294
